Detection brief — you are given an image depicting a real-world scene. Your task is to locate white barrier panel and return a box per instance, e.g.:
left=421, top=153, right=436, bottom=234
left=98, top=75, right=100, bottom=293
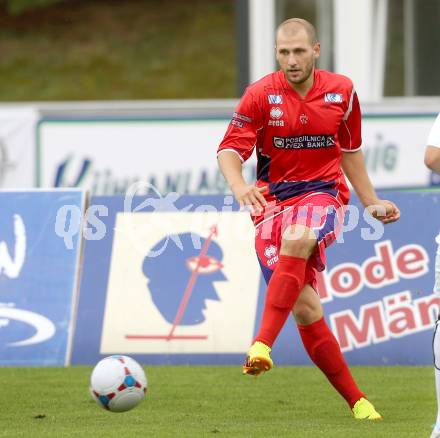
left=37, top=119, right=256, bottom=196
left=37, top=113, right=437, bottom=195
left=362, top=114, right=435, bottom=188
left=0, top=108, right=38, bottom=189
left=0, top=189, right=84, bottom=365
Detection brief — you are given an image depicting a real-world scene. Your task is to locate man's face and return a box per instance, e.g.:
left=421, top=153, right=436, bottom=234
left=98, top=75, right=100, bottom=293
left=276, top=28, right=320, bottom=86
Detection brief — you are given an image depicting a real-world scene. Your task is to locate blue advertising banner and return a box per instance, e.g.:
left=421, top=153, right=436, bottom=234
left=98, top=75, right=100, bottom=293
left=274, top=191, right=440, bottom=365
left=0, top=190, right=84, bottom=365
left=72, top=192, right=439, bottom=365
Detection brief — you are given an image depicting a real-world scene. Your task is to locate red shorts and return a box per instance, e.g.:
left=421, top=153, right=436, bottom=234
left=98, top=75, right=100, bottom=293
left=255, top=193, right=345, bottom=290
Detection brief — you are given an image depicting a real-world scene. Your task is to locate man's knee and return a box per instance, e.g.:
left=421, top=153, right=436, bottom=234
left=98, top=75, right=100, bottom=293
left=280, top=226, right=316, bottom=258
left=293, top=300, right=322, bottom=325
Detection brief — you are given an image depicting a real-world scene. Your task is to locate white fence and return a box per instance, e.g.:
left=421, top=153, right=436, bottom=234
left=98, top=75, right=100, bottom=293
left=0, top=99, right=439, bottom=194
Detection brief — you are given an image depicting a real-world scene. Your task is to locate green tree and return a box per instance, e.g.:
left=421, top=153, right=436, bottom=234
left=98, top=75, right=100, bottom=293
left=4, top=0, right=65, bottom=15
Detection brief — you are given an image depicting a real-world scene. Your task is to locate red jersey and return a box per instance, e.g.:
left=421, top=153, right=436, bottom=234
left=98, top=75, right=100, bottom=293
left=217, top=69, right=361, bottom=221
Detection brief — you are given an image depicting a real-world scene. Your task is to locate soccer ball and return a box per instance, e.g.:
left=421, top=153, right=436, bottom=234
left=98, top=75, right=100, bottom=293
left=90, top=355, right=147, bottom=412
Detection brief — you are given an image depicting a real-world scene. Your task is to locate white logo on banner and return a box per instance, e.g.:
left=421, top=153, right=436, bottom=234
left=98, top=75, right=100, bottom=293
left=0, top=215, right=56, bottom=347
left=0, top=215, right=26, bottom=278
left=0, top=303, right=56, bottom=346
left=100, top=212, right=260, bottom=354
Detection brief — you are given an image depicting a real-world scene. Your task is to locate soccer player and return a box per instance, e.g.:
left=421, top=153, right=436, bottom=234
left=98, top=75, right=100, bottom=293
left=425, top=112, right=440, bottom=438
left=217, top=18, right=400, bottom=420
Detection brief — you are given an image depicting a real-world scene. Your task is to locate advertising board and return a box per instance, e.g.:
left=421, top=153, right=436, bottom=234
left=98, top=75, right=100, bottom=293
left=37, top=114, right=437, bottom=195
left=0, top=190, right=84, bottom=365
left=71, top=192, right=439, bottom=365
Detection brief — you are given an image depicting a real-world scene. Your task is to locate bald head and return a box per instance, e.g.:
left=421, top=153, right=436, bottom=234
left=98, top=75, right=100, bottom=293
left=276, top=18, right=318, bottom=46
left=275, top=18, right=320, bottom=91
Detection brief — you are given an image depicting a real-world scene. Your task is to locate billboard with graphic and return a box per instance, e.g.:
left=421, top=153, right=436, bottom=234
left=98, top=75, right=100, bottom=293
left=0, top=190, right=84, bottom=365
left=71, top=194, right=262, bottom=364
left=72, top=192, right=439, bottom=365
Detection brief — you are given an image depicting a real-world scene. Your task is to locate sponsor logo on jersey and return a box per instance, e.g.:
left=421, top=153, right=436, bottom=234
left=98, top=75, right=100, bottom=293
left=268, top=107, right=285, bottom=126
left=299, top=113, right=309, bottom=125
left=231, top=119, right=243, bottom=128
left=324, top=93, right=343, bottom=103
left=273, top=135, right=336, bottom=150
left=233, top=112, right=252, bottom=123
left=231, top=112, right=252, bottom=129
left=268, top=95, right=283, bottom=104
left=268, top=120, right=285, bottom=127
left=264, top=244, right=277, bottom=258
left=269, top=107, right=283, bottom=119
left=264, top=244, right=279, bottom=267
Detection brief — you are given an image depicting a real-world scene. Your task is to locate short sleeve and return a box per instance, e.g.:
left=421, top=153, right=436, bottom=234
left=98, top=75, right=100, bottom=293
left=427, top=113, right=440, bottom=148
left=339, top=89, right=362, bottom=152
left=217, top=88, right=264, bottom=162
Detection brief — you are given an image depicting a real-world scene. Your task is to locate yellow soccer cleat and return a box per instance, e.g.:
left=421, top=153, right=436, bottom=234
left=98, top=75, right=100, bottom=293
left=242, top=341, right=274, bottom=376
left=352, top=397, right=383, bottom=420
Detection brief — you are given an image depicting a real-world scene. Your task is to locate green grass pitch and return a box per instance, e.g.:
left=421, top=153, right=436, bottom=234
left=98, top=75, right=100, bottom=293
left=0, top=366, right=435, bottom=437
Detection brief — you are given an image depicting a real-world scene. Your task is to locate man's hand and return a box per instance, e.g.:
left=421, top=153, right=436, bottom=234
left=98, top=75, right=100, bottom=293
left=366, top=200, right=400, bottom=224
left=231, top=183, right=267, bottom=214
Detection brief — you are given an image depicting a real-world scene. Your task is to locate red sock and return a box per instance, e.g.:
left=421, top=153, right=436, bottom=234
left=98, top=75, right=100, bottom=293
left=255, top=255, right=307, bottom=347
left=298, top=317, right=364, bottom=408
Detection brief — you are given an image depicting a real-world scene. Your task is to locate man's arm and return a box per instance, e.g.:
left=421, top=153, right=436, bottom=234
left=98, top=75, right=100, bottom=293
left=217, top=151, right=266, bottom=213
left=341, top=149, right=400, bottom=224
left=425, top=113, right=440, bottom=174
left=425, top=146, right=440, bottom=174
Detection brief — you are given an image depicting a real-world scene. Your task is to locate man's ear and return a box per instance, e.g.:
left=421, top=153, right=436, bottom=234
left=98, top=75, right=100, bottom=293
left=313, top=42, right=321, bottom=60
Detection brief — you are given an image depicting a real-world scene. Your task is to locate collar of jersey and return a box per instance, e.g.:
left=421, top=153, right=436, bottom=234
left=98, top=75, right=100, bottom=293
left=278, top=69, right=320, bottom=101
